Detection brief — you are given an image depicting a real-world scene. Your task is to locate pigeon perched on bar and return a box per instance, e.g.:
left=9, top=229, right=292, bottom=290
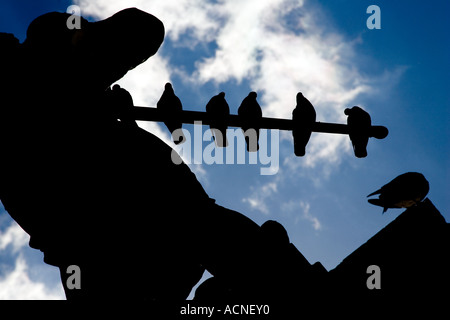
left=367, top=172, right=430, bottom=213
left=238, top=91, right=262, bottom=152
left=157, top=82, right=185, bottom=144
left=344, top=106, right=371, bottom=158
left=292, top=92, right=316, bottom=157
left=205, top=92, right=230, bottom=147
left=108, top=84, right=138, bottom=128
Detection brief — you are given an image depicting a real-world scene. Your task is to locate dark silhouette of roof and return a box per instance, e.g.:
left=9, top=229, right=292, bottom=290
left=329, top=198, right=449, bottom=300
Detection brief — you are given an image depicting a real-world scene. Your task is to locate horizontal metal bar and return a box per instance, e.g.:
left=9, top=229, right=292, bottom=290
left=132, top=107, right=388, bottom=139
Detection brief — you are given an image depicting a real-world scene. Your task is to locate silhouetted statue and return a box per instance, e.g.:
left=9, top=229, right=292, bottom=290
left=1, top=8, right=200, bottom=301
left=367, top=172, right=430, bottom=213
left=157, top=82, right=185, bottom=144
left=238, top=91, right=262, bottom=152
left=344, top=106, right=371, bottom=158
left=205, top=92, right=230, bottom=147
left=0, top=7, right=313, bottom=303
left=0, top=8, right=257, bottom=301
left=292, top=92, right=316, bottom=157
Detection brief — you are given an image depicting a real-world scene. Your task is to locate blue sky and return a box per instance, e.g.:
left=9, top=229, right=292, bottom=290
left=0, top=0, right=448, bottom=299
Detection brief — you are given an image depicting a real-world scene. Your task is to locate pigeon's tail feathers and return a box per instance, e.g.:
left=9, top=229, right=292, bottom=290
left=355, top=148, right=368, bottom=158
left=368, top=198, right=384, bottom=207
left=367, top=189, right=382, bottom=197
left=368, top=198, right=391, bottom=214
left=294, top=145, right=306, bottom=157
left=294, top=149, right=305, bottom=157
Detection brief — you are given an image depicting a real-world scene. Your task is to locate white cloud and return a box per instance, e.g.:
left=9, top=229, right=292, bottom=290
left=0, top=220, right=65, bottom=300
left=75, top=0, right=220, bottom=45
left=194, top=0, right=368, bottom=107
left=116, top=54, right=171, bottom=107
left=286, top=133, right=351, bottom=170
left=0, top=222, right=29, bottom=253
left=281, top=200, right=322, bottom=231
left=193, top=0, right=370, bottom=166
left=0, top=255, right=64, bottom=300
left=299, top=201, right=321, bottom=231
left=242, top=181, right=278, bottom=215
left=115, top=52, right=173, bottom=144
left=75, top=1, right=213, bottom=183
